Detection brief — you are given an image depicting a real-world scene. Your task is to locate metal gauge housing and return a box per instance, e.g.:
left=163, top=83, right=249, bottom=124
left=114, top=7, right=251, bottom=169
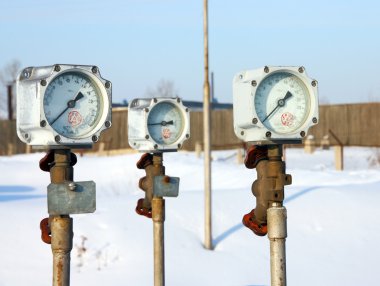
left=16, top=64, right=112, bottom=148
left=128, top=97, right=190, bottom=152
left=233, top=66, right=319, bottom=144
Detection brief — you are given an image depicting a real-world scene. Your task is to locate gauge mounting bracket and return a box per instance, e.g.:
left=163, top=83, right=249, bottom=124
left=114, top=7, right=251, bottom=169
left=128, top=97, right=190, bottom=152
left=16, top=64, right=112, bottom=148
left=233, top=66, right=319, bottom=144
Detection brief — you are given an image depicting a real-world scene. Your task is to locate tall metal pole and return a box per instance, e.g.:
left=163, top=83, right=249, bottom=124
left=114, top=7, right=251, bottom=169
left=203, top=0, right=213, bottom=250
left=7, top=84, right=13, bottom=120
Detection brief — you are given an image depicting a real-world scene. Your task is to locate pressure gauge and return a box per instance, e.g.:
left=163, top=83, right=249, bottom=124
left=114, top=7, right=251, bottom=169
left=128, top=97, right=190, bottom=152
left=233, top=66, right=319, bottom=144
left=16, top=64, right=112, bottom=148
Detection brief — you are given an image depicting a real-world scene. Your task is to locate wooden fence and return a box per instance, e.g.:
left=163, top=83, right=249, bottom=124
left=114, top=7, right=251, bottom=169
left=1, top=103, right=380, bottom=155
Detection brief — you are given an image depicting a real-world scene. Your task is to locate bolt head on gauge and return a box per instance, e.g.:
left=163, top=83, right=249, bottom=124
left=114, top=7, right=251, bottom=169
left=16, top=64, right=112, bottom=148
left=233, top=66, right=319, bottom=144
left=128, top=97, right=190, bottom=152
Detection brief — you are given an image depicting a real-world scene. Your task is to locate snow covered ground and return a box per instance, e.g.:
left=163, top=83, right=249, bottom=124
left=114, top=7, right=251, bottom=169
left=0, top=147, right=379, bottom=286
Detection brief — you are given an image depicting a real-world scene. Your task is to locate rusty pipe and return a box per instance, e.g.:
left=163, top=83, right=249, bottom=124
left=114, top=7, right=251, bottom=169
left=136, top=153, right=165, bottom=217
left=151, top=153, right=166, bottom=286
left=51, top=216, right=73, bottom=286
left=50, top=150, right=74, bottom=286
left=152, top=197, right=165, bottom=286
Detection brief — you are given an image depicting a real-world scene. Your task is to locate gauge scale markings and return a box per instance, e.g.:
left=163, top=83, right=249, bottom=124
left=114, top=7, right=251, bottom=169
left=254, top=72, right=310, bottom=134
left=43, top=72, right=102, bottom=139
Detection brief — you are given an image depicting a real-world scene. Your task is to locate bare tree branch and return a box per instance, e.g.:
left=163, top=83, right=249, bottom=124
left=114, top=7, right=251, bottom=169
left=145, top=79, right=178, bottom=98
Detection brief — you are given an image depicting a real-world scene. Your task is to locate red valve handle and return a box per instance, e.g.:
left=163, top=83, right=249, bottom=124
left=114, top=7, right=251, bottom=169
left=40, top=218, right=52, bottom=244
left=242, top=209, right=268, bottom=236
left=39, top=150, right=77, bottom=172
left=135, top=198, right=152, bottom=218
left=244, top=145, right=268, bottom=169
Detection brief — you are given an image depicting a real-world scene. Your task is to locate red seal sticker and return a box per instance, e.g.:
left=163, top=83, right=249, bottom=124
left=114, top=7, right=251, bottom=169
left=281, top=112, right=294, bottom=127
left=68, top=111, right=83, bottom=127
left=162, top=128, right=171, bottom=139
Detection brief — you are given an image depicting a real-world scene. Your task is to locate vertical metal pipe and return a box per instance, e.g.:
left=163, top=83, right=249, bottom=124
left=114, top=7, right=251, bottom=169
left=51, top=216, right=73, bottom=286
left=203, top=0, right=213, bottom=250
left=152, top=198, right=165, bottom=286
left=49, top=150, right=74, bottom=286
left=152, top=153, right=165, bottom=286
left=267, top=205, right=287, bottom=286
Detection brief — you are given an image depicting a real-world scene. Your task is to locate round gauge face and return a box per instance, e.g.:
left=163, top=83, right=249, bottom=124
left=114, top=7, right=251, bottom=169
left=43, top=71, right=103, bottom=139
left=254, top=72, right=311, bottom=134
left=147, top=102, right=184, bottom=145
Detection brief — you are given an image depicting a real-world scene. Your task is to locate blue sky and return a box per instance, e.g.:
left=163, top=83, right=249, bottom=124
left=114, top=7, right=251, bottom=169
left=0, top=0, right=379, bottom=104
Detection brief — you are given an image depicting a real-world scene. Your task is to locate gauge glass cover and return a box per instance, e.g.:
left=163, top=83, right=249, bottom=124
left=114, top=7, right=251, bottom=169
left=254, top=72, right=311, bottom=134
left=43, top=72, right=103, bottom=139
left=147, top=102, right=184, bottom=145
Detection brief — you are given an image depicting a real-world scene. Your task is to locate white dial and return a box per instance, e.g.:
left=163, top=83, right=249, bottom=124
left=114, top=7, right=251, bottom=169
left=147, top=102, right=184, bottom=145
left=254, top=72, right=310, bottom=134
left=43, top=71, right=103, bottom=139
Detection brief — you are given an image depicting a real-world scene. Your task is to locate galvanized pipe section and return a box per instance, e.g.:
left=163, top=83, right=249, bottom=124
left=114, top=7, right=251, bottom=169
left=51, top=216, right=73, bottom=286
left=152, top=198, right=165, bottom=286
left=267, top=205, right=287, bottom=286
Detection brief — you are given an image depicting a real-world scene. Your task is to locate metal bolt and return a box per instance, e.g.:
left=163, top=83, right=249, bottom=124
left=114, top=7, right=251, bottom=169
left=105, top=81, right=111, bottom=89
left=239, top=74, right=243, bottom=79
left=266, top=131, right=272, bottom=138
left=40, top=79, right=47, bottom=86
left=144, top=107, right=149, bottom=112
left=264, top=66, right=269, bottom=73
left=154, top=144, right=158, bottom=149
left=298, top=66, right=304, bottom=73
left=240, top=131, right=245, bottom=136
left=178, top=143, right=181, bottom=148
left=312, top=117, right=318, bottom=124
left=40, top=120, right=47, bottom=127
left=92, top=135, right=98, bottom=142
left=252, top=118, right=258, bottom=124
left=145, top=135, right=150, bottom=139
left=55, top=135, right=61, bottom=143
left=105, top=120, right=111, bottom=128
left=311, top=80, right=317, bottom=87
left=251, top=80, right=257, bottom=87
left=185, top=108, right=189, bottom=112
left=177, top=98, right=181, bottom=103
left=163, top=176, right=170, bottom=183
left=24, top=133, right=29, bottom=139
left=68, top=182, right=76, bottom=191
left=54, top=65, right=61, bottom=72
left=154, top=98, right=158, bottom=103
left=300, top=131, right=306, bottom=137
left=186, top=134, right=190, bottom=138
left=23, top=69, right=31, bottom=79
left=91, top=66, right=98, bottom=74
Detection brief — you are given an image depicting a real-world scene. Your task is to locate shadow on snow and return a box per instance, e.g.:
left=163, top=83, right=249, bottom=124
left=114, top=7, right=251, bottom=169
left=0, top=185, right=45, bottom=202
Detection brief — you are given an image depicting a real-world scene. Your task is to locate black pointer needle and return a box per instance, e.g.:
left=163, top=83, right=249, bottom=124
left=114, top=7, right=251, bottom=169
left=262, top=91, right=293, bottom=123
left=50, top=92, right=85, bottom=126
left=148, top=120, right=174, bottom=126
